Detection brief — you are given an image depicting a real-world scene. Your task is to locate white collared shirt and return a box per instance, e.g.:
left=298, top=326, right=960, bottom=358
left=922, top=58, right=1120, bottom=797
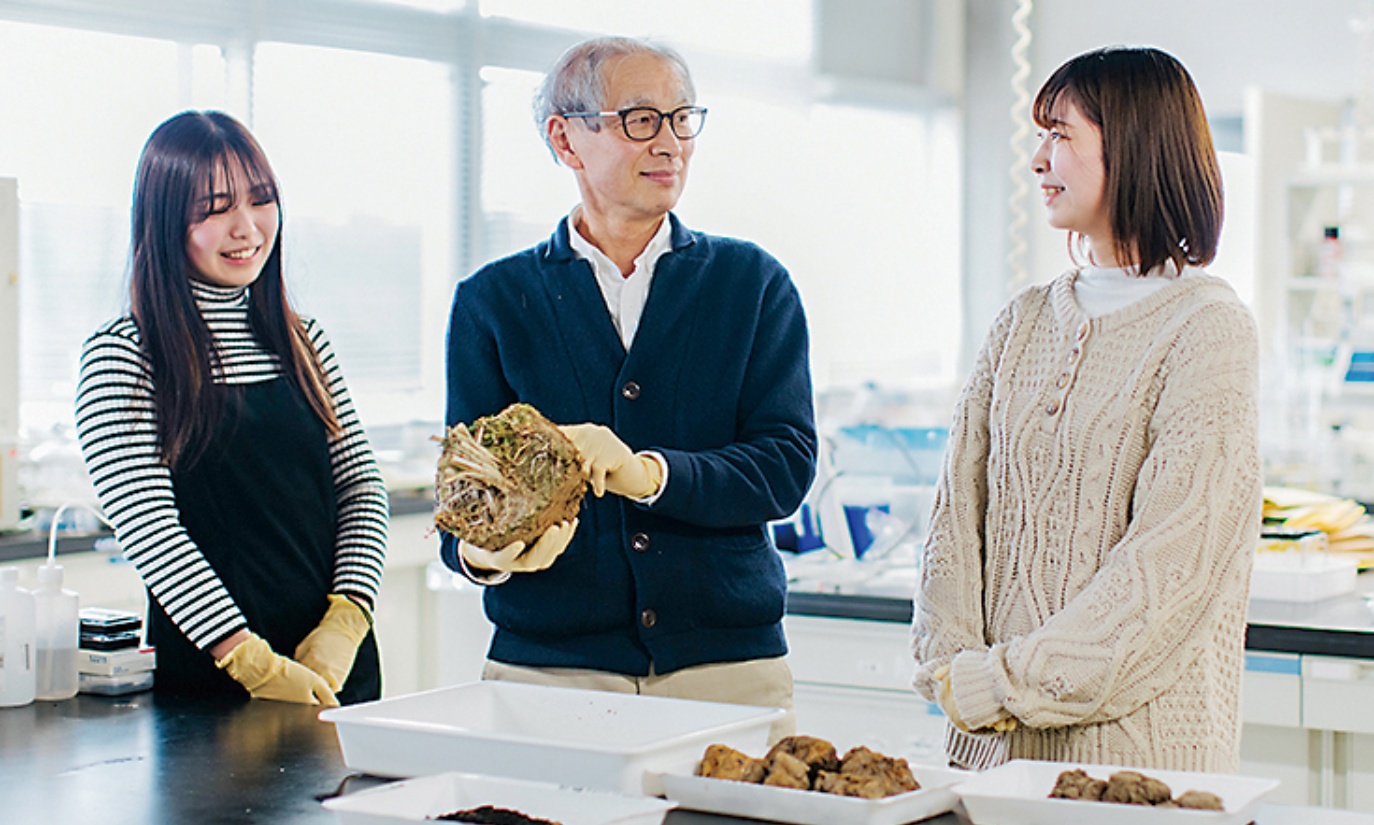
left=567, top=208, right=674, bottom=349
left=566, top=208, right=673, bottom=503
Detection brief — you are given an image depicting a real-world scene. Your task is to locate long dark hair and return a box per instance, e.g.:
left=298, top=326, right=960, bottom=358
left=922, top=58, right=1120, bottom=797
left=129, top=110, right=339, bottom=470
left=1034, top=46, right=1223, bottom=275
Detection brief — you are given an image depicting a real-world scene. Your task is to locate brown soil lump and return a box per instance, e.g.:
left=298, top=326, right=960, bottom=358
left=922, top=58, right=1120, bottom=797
left=1175, top=789, right=1225, bottom=810
left=761, top=751, right=811, bottom=790
left=435, top=403, right=587, bottom=549
left=696, top=736, right=920, bottom=799
left=1049, top=768, right=1106, bottom=800
left=836, top=745, right=920, bottom=795
left=431, top=805, right=562, bottom=824
left=695, top=744, right=766, bottom=783
left=1049, top=768, right=1225, bottom=810
left=765, top=735, right=840, bottom=785
left=1103, top=770, right=1173, bottom=805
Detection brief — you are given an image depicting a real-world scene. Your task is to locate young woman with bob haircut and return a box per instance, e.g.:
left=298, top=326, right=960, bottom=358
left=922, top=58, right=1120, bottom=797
left=75, top=111, right=388, bottom=705
left=912, top=46, right=1260, bottom=772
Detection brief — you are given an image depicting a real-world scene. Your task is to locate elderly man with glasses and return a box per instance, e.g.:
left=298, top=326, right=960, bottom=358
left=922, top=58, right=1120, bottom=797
left=439, top=35, right=816, bottom=740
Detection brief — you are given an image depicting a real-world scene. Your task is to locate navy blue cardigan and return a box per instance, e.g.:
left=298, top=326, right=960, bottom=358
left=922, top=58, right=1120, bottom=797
left=440, top=214, right=818, bottom=675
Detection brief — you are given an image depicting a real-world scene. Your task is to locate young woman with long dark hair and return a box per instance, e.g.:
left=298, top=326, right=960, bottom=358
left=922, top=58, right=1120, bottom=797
left=75, top=111, right=387, bottom=705
left=912, top=47, right=1260, bottom=771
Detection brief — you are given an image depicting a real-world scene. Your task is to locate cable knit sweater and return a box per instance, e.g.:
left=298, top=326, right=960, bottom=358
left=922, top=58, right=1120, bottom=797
left=911, top=267, right=1261, bottom=772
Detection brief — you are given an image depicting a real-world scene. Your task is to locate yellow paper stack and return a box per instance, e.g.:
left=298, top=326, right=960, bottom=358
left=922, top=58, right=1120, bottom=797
left=1262, top=486, right=1374, bottom=567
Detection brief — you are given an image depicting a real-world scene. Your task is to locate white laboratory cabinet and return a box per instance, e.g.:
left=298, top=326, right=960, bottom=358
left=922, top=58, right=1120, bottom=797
left=782, top=614, right=947, bottom=766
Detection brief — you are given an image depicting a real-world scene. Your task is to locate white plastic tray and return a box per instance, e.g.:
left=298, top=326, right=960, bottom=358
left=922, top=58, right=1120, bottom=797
left=319, top=681, right=784, bottom=795
left=1250, top=552, right=1359, bottom=602
left=955, top=760, right=1280, bottom=825
left=322, top=771, right=676, bottom=825
left=659, top=765, right=966, bottom=825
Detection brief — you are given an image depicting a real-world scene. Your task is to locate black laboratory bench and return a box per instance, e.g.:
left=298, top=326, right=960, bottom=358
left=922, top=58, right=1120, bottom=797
left=0, top=693, right=1361, bottom=825
left=0, top=489, right=440, bottom=565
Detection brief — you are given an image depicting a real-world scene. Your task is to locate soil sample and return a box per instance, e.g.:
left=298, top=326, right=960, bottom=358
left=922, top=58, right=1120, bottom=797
left=435, top=403, right=587, bottom=549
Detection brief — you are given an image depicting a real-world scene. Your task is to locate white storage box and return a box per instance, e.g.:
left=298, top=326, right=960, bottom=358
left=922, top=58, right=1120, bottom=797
left=319, top=681, right=784, bottom=795
left=79, top=646, right=156, bottom=676
left=1250, top=551, right=1359, bottom=602
left=322, top=772, right=676, bottom=825
left=955, top=759, right=1278, bottom=825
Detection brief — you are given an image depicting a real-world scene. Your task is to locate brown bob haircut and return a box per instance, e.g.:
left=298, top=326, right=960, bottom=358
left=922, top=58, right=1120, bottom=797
left=1033, top=46, right=1222, bottom=275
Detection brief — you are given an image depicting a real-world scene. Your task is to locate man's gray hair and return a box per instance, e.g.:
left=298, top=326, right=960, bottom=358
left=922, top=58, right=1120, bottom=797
left=534, top=36, right=695, bottom=159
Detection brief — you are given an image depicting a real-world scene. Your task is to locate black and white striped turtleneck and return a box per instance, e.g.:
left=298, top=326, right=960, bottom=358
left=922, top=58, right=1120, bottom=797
left=74, top=279, right=388, bottom=650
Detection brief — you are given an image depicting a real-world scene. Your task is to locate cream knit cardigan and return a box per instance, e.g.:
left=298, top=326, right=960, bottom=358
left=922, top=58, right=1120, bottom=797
left=912, top=267, right=1261, bottom=772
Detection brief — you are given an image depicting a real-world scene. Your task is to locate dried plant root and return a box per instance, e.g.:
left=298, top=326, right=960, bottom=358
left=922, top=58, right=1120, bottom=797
left=435, top=403, right=588, bottom=549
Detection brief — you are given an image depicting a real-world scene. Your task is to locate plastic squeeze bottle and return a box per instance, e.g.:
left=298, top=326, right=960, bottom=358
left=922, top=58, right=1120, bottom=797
left=0, top=566, right=37, bottom=707
left=33, top=563, right=80, bottom=701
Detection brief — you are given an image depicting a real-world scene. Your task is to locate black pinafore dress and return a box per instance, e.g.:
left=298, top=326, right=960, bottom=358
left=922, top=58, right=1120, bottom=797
left=148, top=377, right=380, bottom=704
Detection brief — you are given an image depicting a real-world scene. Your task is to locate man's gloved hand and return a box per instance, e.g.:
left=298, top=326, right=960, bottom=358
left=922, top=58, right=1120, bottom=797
left=215, top=633, right=339, bottom=707
left=932, top=663, right=1018, bottom=733
left=559, top=423, right=662, bottom=499
left=294, top=594, right=372, bottom=693
left=460, top=519, right=579, bottom=577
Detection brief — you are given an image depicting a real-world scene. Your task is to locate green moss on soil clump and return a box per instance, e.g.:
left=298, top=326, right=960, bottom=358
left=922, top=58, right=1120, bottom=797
left=435, top=403, right=587, bottom=549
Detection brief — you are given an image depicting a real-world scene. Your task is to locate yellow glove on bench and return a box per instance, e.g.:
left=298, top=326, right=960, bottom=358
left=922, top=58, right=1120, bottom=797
left=216, top=632, right=338, bottom=706
left=294, top=594, right=372, bottom=693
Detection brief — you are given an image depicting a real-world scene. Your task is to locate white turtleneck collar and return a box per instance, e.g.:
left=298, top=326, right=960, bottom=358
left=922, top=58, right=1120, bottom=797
left=1074, top=259, right=1191, bottom=319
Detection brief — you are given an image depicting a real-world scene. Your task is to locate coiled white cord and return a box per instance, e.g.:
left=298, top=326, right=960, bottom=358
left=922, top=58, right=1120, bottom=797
left=1006, top=0, right=1035, bottom=293
left=46, top=501, right=113, bottom=567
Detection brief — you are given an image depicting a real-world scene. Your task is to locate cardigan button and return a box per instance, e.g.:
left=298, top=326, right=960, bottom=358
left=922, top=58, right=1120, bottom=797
left=1055, top=372, right=1070, bottom=389
left=631, top=533, right=650, bottom=552
left=640, top=609, right=657, bottom=628
left=1046, top=399, right=1061, bottom=416
left=621, top=381, right=641, bottom=400
left=1076, top=321, right=1091, bottom=341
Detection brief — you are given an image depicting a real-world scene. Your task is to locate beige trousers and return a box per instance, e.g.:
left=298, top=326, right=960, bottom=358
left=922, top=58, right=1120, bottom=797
left=482, top=656, right=796, bottom=744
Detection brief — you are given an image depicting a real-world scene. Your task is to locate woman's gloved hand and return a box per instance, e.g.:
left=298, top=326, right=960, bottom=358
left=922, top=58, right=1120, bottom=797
left=215, top=633, right=339, bottom=706
left=932, top=664, right=969, bottom=732
left=459, top=519, right=579, bottom=582
left=559, top=423, right=662, bottom=499
left=933, top=663, right=1018, bottom=733
left=294, top=594, right=372, bottom=693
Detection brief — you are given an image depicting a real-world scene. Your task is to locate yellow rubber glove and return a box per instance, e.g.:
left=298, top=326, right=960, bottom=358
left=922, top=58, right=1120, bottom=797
left=216, top=632, right=339, bottom=707
left=559, top=424, right=662, bottom=499
left=933, top=663, right=1018, bottom=733
left=459, top=519, right=579, bottom=580
left=293, top=594, right=372, bottom=693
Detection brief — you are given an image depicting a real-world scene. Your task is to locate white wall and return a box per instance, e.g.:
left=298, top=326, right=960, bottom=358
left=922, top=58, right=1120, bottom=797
left=1012, top=0, right=1370, bottom=293
left=1028, top=0, right=1364, bottom=120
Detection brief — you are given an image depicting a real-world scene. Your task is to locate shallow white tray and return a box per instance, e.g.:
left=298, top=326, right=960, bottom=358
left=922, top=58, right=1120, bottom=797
left=658, top=766, right=966, bottom=825
left=1250, top=552, right=1358, bottom=602
left=955, top=759, right=1280, bottom=825
left=322, top=771, right=676, bottom=825
left=319, top=681, right=784, bottom=795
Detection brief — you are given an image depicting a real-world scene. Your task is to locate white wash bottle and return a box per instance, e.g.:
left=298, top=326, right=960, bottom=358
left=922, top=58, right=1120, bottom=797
left=33, top=562, right=79, bottom=701
left=0, top=567, right=37, bottom=707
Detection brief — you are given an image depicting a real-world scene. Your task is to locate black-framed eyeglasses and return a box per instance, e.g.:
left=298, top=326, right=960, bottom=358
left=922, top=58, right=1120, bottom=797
left=562, top=105, right=708, bottom=141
